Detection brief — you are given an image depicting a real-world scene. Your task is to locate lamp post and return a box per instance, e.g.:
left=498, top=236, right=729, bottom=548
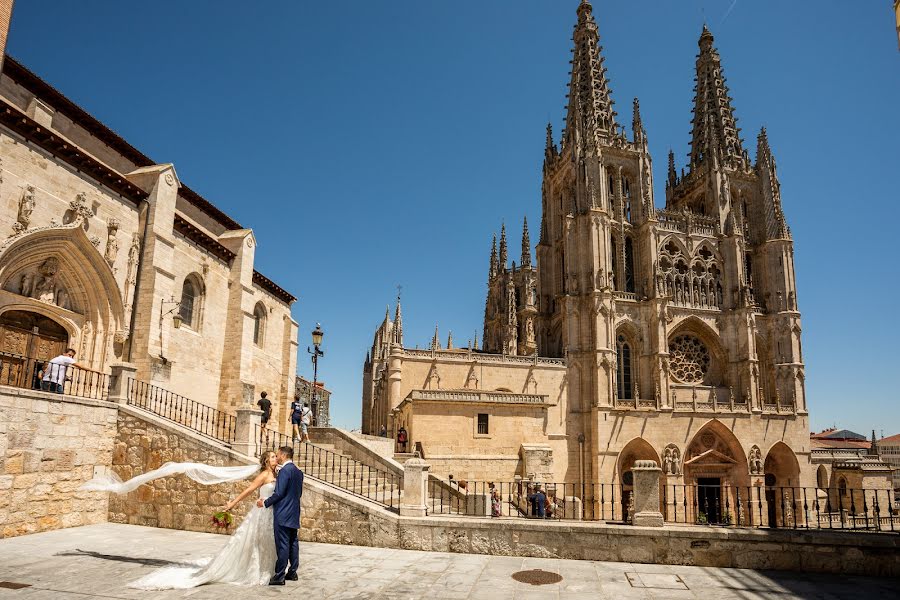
left=307, top=323, right=324, bottom=427
left=158, top=296, right=183, bottom=363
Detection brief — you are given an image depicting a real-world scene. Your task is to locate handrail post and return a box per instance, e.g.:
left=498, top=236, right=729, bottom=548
left=108, top=363, right=137, bottom=405
left=400, top=457, right=430, bottom=517
left=233, top=405, right=262, bottom=456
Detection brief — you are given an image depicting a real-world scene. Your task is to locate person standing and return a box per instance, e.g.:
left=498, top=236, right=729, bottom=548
left=41, top=348, right=84, bottom=394
left=258, top=446, right=304, bottom=586
left=528, top=484, right=547, bottom=518
left=299, top=402, right=312, bottom=443
left=397, top=426, right=408, bottom=453
left=257, top=392, right=272, bottom=441
left=290, top=397, right=303, bottom=442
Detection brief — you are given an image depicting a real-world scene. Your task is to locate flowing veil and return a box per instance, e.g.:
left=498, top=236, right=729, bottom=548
left=80, top=462, right=260, bottom=494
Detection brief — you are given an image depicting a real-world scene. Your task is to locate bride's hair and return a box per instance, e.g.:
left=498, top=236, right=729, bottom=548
left=259, top=450, right=275, bottom=472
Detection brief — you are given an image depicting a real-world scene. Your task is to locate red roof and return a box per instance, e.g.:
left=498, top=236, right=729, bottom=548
left=878, top=433, right=900, bottom=445
left=811, top=439, right=871, bottom=450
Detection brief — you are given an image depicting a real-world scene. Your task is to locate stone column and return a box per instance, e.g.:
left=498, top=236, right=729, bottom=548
left=233, top=406, right=262, bottom=457
left=632, top=459, right=664, bottom=527
left=400, top=457, right=429, bottom=517
left=108, top=363, right=138, bottom=405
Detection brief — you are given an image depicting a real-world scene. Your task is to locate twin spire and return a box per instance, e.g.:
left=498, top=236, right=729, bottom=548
left=563, top=0, right=617, bottom=152
left=688, top=25, right=747, bottom=171
left=487, top=218, right=533, bottom=281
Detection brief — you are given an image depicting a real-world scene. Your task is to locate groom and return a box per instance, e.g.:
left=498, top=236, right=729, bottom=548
left=258, top=445, right=304, bottom=585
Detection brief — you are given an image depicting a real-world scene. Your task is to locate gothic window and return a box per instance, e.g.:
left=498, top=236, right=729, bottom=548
left=668, top=334, right=710, bottom=384
left=253, top=302, right=267, bottom=346
left=179, top=276, right=203, bottom=330
left=616, top=334, right=633, bottom=399
left=624, top=238, right=635, bottom=293
left=610, top=237, right=619, bottom=290
left=838, top=477, right=847, bottom=497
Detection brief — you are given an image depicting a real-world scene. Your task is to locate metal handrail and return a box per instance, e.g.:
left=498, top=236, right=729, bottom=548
left=126, top=379, right=236, bottom=443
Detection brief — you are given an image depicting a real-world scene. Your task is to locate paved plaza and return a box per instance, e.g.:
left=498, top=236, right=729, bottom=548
left=0, top=524, right=896, bottom=599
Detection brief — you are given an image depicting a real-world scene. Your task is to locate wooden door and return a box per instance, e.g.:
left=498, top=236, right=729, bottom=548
left=0, top=310, right=68, bottom=388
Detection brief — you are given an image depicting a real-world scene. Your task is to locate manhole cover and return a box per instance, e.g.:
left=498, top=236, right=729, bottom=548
left=0, top=582, right=31, bottom=589
left=511, top=569, right=563, bottom=586
left=625, top=572, right=688, bottom=590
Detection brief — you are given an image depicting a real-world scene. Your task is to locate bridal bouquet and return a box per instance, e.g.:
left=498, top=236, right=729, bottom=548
left=211, top=511, right=233, bottom=530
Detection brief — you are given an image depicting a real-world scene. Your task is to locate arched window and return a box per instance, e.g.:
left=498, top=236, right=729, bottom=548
left=624, top=238, right=635, bottom=293
left=838, top=477, right=847, bottom=497
left=178, top=274, right=203, bottom=331
left=610, top=237, right=619, bottom=290
left=616, top=334, right=633, bottom=399
left=253, top=303, right=267, bottom=346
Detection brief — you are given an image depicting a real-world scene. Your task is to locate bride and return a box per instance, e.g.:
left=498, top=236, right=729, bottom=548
left=81, top=451, right=279, bottom=589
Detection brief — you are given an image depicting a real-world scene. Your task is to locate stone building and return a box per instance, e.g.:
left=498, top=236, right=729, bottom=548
left=363, top=1, right=823, bottom=519
left=295, top=375, right=331, bottom=427
left=0, top=2, right=299, bottom=426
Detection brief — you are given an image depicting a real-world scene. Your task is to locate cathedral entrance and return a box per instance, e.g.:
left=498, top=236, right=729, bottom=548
left=697, top=477, right=722, bottom=524
left=0, top=310, right=69, bottom=388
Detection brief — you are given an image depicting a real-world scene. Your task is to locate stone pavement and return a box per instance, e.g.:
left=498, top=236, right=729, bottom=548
left=0, top=524, right=896, bottom=599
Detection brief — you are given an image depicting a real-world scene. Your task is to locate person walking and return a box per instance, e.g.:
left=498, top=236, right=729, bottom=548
left=257, top=392, right=272, bottom=441
left=299, top=402, right=312, bottom=443
left=290, top=397, right=303, bottom=442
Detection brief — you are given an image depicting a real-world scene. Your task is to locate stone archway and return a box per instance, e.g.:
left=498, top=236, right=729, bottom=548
left=763, top=442, right=801, bottom=527
left=616, top=438, right=662, bottom=522
left=0, top=222, right=126, bottom=371
left=683, top=420, right=750, bottom=524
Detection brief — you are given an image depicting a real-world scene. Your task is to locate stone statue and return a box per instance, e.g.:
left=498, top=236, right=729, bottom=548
left=32, top=257, right=61, bottom=304
left=19, top=271, right=34, bottom=297
left=104, top=218, right=120, bottom=267
left=749, top=446, right=763, bottom=475
left=663, top=447, right=673, bottom=475
left=13, top=185, right=35, bottom=234
left=671, top=446, right=681, bottom=474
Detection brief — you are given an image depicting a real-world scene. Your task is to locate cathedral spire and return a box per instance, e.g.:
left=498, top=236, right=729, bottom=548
left=430, top=325, right=441, bottom=350
left=544, top=122, right=558, bottom=162
left=632, top=97, right=645, bottom=145
left=756, top=127, right=790, bottom=240
left=667, top=149, right=677, bottom=187
left=446, top=331, right=453, bottom=350
left=564, top=0, right=617, bottom=153
left=489, top=234, right=498, bottom=280
left=392, top=293, right=403, bottom=346
left=688, top=25, right=745, bottom=172
left=498, top=223, right=508, bottom=269
left=520, top=216, right=532, bottom=268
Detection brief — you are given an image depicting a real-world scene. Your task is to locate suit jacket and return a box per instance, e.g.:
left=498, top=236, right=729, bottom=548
left=264, top=461, right=304, bottom=528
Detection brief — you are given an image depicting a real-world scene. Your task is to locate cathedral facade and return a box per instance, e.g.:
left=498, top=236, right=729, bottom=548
left=364, top=1, right=814, bottom=507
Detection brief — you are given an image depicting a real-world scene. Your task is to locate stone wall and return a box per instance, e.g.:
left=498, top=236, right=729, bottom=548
left=108, top=407, right=257, bottom=534
left=0, top=387, right=117, bottom=538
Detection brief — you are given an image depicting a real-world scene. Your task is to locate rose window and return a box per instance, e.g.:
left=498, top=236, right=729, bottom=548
left=668, top=334, right=710, bottom=383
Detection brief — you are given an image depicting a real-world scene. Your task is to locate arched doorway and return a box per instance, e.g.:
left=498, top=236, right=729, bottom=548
left=0, top=309, right=69, bottom=388
left=683, top=420, right=750, bottom=524
left=763, top=442, right=801, bottom=527
left=616, top=438, right=662, bottom=522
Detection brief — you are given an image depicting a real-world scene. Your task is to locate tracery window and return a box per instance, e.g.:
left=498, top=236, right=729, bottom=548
left=179, top=279, right=197, bottom=328
left=616, top=334, right=633, bottom=399
left=668, top=334, right=710, bottom=384
left=624, top=238, right=635, bottom=293
left=253, top=303, right=266, bottom=346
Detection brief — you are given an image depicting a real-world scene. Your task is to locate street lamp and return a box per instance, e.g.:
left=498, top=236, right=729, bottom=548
left=307, top=323, right=325, bottom=427
left=159, top=296, right=183, bottom=363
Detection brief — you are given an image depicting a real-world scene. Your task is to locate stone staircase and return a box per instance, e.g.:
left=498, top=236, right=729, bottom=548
left=291, top=439, right=404, bottom=508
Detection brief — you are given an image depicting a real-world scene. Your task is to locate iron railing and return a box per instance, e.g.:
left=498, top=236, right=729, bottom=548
left=663, top=484, right=899, bottom=532
left=0, top=351, right=109, bottom=400
left=259, top=428, right=402, bottom=510
left=427, top=479, right=627, bottom=522
left=126, top=379, right=236, bottom=443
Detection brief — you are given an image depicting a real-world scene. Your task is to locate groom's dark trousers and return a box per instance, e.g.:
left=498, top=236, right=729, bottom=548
left=264, top=461, right=304, bottom=583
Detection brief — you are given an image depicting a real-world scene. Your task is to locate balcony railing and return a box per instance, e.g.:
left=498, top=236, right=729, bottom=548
left=0, top=350, right=109, bottom=400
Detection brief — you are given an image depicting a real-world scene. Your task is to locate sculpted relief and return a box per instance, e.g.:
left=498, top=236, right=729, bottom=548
left=5, top=257, right=73, bottom=311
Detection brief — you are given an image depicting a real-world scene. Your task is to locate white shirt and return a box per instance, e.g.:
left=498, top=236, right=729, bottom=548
left=43, top=355, right=76, bottom=384
left=300, top=406, right=312, bottom=426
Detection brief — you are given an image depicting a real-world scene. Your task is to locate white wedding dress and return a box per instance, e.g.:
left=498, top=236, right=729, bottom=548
left=129, top=481, right=277, bottom=589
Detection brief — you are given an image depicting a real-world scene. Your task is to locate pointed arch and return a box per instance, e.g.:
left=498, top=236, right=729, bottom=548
left=684, top=419, right=750, bottom=486
left=0, top=223, right=125, bottom=369
left=763, top=441, right=800, bottom=487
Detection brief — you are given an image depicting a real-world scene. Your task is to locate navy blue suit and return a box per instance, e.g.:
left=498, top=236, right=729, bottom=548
left=264, top=461, right=304, bottom=582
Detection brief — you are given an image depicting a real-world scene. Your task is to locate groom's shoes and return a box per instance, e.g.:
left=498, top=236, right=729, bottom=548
left=268, top=579, right=285, bottom=586
left=285, top=573, right=298, bottom=581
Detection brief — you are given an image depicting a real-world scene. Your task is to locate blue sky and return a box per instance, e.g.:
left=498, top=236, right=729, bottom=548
left=7, top=2, right=899, bottom=435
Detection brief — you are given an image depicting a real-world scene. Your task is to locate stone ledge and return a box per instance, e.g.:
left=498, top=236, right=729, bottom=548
left=0, top=384, right=116, bottom=410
